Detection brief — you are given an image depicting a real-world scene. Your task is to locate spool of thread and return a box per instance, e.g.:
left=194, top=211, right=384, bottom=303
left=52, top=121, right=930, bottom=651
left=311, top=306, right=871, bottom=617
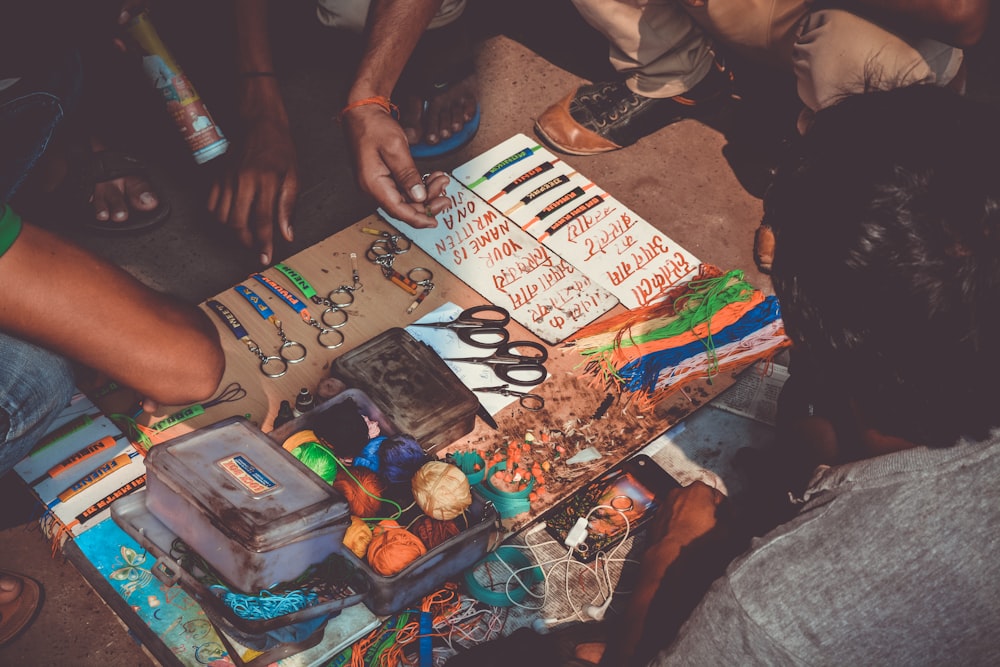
left=290, top=441, right=338, bottom=483
left=367, top=520, right=426, bottom=576
left=411, top=461, right=472, bottom=521
left=343, top=516, right=373, bottom=558
left=282, top=429, right=320, bottom=453
left=379, top=434, right=428, bottom=484
left=411, top=515, right=460, bottom=550
left=126, top=11, right=228, bottom=164
left=332, top=466, right=385, bottom=518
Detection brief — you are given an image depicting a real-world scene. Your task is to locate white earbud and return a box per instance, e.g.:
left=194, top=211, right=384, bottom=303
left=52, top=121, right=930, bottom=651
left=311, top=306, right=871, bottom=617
left=585, top=596, right=614, bottom=622
left=532, top=617, right=562, bottom=633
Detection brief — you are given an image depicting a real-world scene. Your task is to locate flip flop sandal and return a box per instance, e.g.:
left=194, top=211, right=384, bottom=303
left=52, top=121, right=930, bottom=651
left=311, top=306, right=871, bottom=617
left=410, top=103, right=481, bottom=159
left=80, top=150, right=171, bottom=233
left=0, top=571, right=41, bottom=646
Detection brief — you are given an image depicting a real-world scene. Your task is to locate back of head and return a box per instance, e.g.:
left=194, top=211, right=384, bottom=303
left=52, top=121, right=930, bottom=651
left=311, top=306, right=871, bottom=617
left=765, top=85, right=1000, bottom=447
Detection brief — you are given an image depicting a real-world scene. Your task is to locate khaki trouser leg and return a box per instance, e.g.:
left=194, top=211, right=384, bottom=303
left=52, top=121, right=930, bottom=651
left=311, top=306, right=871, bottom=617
left=571, top=0, right=715, bottom=98
left=315, top=0, right=467, bottom=32
left=791, top=8, right=964, bottom=111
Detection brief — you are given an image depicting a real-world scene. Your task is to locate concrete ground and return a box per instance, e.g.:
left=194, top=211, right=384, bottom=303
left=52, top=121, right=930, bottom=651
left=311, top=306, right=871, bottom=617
left=1, top=2, right=996, bottom=665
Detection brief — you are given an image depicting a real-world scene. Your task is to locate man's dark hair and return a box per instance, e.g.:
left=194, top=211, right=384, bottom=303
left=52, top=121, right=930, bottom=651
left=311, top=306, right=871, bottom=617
left=765, top=85, right=1000, bottom=447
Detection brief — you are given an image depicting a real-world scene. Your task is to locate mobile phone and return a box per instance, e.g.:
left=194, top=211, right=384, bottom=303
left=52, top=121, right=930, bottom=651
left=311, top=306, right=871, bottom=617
left=542, top=455, right=679, bottom=562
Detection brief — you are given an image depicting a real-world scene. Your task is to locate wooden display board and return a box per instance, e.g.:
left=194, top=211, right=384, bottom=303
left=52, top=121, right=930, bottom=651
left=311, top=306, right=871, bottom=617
left=124, top=214, right=745, bottom=532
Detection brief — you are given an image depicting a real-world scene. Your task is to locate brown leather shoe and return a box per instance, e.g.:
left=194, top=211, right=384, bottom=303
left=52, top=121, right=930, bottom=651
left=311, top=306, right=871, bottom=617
left=534, top=59, right=734, bottom=156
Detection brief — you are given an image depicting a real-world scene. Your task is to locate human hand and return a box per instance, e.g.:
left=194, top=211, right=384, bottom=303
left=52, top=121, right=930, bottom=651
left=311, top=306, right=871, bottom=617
left=647, top=480, right=728, bottom=548
left=341, top=104, right=451, bottom=228
left=207, top=114, right=299, bottom=265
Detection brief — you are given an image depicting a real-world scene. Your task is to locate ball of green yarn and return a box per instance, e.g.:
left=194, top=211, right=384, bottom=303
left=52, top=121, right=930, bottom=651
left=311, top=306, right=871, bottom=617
left=291, top=441, right=339, bottom=483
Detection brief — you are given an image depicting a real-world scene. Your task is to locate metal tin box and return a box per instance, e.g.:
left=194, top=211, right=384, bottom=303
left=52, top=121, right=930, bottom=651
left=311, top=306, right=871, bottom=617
left=144, top=417, right=350, bottom=594
left=330, top=327, right=480, bottom=455
left=112, top=490, right=368, bottom=644
left=269, top=387, right=501, bottom=616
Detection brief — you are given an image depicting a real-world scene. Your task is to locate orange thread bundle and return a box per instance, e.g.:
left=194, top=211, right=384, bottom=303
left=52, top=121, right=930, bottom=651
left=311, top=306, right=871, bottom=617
left=333, top=466, right=385, bottom=518
left=367, top=520, right=426, bottom=576
left=411, top=515, right=460, bottom=550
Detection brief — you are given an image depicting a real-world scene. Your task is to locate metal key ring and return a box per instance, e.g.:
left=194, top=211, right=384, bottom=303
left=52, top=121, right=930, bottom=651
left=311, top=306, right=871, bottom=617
left=320, top=306, right=349, bottom=329
left=317, top=327, right=345, bottom=350
left=260, top=355, right=289, bottom=379
left=390, top=235, right=412, bottom=254
left=280, top=340, right=307, bottom=364
left=407, top=267, right=434, bottom=284
left=327, top=286, right=355, bottom=308
left=366, top=240, right=394, bottom=262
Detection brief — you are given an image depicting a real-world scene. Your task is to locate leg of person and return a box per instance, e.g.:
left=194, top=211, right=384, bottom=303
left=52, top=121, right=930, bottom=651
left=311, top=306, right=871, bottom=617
left=0, top=49, right=81, bottom=203
left=535, top=0, right=731, bottom=155
left=317, top=0, right=479, bottom=156
left=0, top=333, right=76, bottom=476
left=791, top=8, right=965, bottom=129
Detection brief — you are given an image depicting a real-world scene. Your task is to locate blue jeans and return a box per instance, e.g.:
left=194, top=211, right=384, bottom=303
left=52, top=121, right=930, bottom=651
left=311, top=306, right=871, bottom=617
left=0, top=333, right=76, bottom=476
left=0, top=48, right=82, bottom=200
left=0, top=49, right=81, bottom=474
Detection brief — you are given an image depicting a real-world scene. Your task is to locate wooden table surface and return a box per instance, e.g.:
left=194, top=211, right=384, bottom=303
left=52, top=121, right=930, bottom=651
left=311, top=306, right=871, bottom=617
left=111, top=214, right=744, bottom=533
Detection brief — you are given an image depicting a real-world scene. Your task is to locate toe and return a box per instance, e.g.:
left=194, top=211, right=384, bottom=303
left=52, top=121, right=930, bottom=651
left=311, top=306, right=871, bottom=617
left=125, top=174, right=159, bottom=212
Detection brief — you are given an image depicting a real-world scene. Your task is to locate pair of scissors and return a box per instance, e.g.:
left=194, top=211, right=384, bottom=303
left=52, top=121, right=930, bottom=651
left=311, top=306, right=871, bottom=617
left=446, top=340, right=548, bottom=386
left=472, top=384, right=545, bottom=411
left=410, top=304, right=511, bottom=349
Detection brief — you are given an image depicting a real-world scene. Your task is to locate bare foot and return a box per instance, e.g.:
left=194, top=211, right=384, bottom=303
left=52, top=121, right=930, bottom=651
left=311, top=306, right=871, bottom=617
left=91, top=171, right=160, bottom=224
left=89, top=138, right=160, bottom=225
left=399, top=75, right=478, bottom=146
left=0, top=575, right=22, bottom=606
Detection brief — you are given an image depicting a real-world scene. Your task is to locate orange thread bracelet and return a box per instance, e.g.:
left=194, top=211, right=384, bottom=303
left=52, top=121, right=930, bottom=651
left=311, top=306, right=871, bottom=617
left=338, top=96, right=399, bottom=123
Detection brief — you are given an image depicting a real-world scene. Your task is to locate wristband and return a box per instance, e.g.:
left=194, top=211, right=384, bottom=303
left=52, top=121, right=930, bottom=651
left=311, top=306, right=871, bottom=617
left=337, top=96, right=399, bottom=123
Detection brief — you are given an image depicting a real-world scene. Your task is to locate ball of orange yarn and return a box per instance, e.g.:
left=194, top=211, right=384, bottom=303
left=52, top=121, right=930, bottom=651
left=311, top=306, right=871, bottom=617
left=367, top=520, right=426, bottom=576
left=411, top=515, right=460, bottom=550
left=343, top=516, right=373, bottom=558
left=411, top=461, right=472, bottom=521
left=333, top=466, right=385, bottom=518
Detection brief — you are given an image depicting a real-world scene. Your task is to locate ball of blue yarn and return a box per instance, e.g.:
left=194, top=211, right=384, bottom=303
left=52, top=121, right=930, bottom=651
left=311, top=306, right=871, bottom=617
left=353, top=436, right=387, bottom=473
left=379, top=434, right=428, bottom=484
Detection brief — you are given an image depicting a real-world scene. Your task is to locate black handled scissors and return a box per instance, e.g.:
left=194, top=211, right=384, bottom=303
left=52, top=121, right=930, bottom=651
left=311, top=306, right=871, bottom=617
left=472, top=384, right=545, bottom=411
left=446, top=340, right=548, bottom=386
left=410, top=304, right=511, bottom=349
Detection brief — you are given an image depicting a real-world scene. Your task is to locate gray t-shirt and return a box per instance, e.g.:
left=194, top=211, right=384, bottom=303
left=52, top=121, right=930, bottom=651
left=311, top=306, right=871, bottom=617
left=652, top=434, right=1000, bottom=665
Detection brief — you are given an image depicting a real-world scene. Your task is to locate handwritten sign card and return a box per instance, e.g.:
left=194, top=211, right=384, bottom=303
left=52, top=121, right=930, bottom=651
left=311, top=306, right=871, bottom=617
left=452, top=135, right=702, bottom=308
left=379, top=180, right=618, bottom=345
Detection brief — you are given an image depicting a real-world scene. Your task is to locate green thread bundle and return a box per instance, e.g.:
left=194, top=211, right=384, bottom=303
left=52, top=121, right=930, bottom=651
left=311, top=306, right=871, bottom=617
left=291, top=441, right=338, bottom=483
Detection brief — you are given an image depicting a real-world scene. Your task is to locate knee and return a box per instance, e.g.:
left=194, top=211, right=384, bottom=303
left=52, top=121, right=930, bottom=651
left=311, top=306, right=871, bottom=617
left=0, top=348, right=75, bottom=473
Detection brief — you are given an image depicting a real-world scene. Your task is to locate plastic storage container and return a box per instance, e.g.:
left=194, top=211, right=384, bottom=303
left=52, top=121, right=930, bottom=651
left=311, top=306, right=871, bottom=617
left=330, top=327, right=480, bottom=455
left=144, top=417, right=350, bottom=593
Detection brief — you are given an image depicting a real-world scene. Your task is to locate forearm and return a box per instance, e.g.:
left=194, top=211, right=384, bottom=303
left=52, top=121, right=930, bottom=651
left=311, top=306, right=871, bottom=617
left=348, top=0, right=444, bottom=101
left=838, top=0, right=988, bottom=46
left=0, top=223, right=224, bottom=405
left=234, top=0, right=288, bottom=122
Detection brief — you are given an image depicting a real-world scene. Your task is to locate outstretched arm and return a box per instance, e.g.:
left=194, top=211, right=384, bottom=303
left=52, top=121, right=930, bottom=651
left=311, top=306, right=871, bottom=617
left=207, top=0, right=299, bottom=266
left=601, top=482, right=740, bottom=667
left=0, top=214, right=225, bottom=406
left=340, top=0, right=453, bottom=228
